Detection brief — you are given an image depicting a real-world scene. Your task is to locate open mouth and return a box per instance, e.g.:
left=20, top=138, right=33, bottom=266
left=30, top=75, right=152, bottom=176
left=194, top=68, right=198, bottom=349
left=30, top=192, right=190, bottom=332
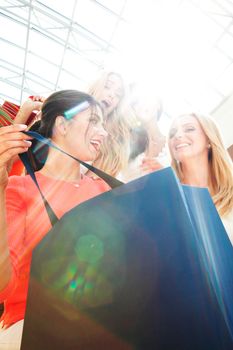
left=175, top=143, right=191, bottom=150
left=90, top=140, right=101, bottom=152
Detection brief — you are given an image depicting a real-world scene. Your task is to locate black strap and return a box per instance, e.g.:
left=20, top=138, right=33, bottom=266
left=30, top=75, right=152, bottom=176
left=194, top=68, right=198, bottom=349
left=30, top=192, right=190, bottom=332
left=19, top=152, right=59, bottom=226
left=19, top=131, right=124, bottom=226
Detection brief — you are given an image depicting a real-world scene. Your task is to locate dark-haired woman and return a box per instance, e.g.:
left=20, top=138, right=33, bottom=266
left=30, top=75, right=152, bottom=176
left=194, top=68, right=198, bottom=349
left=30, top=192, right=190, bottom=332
left=0, top=90, right=108, bottom=349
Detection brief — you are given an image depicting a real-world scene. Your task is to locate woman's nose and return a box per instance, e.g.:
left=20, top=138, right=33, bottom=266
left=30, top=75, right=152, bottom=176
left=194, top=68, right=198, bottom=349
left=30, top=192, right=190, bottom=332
left=107, top=89, right=114, bottom=100
left=174, top=131, right=183, bottom=139
left=99, top=125, right=108, bottom=138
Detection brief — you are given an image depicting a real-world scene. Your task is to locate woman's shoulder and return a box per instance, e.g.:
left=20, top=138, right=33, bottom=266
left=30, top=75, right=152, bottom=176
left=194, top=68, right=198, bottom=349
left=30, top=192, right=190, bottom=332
left=221, top=208, right=233, bottom=245
left=5, top=175, right=35, bottom=209
left=83, top=175, right=111, bottom=192
left=8, top=173, right=33, bottom=186
left=223, top=208, right=233, bottom=221
left=7, top=174, right=36, bottom=196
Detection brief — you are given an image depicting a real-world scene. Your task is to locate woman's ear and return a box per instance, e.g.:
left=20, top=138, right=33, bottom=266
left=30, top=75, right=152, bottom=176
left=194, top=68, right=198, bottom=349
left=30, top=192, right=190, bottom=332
left=55, top=115, right=67, bottom=136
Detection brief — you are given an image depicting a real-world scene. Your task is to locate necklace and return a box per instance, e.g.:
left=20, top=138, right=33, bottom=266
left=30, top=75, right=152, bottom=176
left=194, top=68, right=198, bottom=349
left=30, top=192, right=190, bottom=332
left=40, top=166, right=83, bottom=187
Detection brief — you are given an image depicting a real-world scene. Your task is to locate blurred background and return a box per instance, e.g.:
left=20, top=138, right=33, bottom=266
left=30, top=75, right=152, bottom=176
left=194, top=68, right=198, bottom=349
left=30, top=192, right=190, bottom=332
left=0, top=0, right=233, bottom=156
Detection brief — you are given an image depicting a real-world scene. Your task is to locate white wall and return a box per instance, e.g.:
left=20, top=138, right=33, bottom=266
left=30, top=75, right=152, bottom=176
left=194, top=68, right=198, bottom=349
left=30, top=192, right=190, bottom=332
left=211, top=93, right=233, bottom=148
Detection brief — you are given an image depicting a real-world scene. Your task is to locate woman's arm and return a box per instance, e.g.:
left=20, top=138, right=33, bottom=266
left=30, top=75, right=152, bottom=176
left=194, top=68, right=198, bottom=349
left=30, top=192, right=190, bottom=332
left=7, top=97, right=44, bottom=175
left=0, top=185, right=11, bottom=291
left=14, top=96, right=45, bottom=126
left=0, top=124, right=32, bottom=291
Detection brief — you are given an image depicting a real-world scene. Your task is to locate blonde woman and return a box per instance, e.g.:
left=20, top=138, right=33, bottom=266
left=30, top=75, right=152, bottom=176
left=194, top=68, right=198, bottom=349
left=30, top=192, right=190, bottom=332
left=87, top=70, right=136, bottom=178
left=168, top=112, right=233, bottom=244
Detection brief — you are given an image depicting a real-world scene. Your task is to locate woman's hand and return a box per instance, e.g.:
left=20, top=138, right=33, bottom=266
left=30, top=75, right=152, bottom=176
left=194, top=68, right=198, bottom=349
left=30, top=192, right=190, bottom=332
left=15, top=95, right=45, bottom=125
left=141, top=157, right=163, bottom=174
left=0, top=124, right=32, bottom=188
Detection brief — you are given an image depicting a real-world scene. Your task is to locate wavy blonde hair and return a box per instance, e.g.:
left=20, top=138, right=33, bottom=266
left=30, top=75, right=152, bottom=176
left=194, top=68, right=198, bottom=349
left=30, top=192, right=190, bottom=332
left=88, top=71, right=136, bottom=177
left=169, top=113, right=233, bottom=217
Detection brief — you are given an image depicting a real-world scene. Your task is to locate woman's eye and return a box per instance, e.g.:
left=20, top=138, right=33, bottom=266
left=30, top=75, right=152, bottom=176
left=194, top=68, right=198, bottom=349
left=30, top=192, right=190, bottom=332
left=169, top=129, right=176, bottom=138
left=185, top=127, right=195, bottom=132
left=90, top=117, right=99, bottom=125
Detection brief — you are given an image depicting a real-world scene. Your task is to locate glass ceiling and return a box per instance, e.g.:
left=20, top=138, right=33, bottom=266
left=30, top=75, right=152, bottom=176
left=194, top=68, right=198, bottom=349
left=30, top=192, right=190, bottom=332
left=1, top=0, right=233, bottom=130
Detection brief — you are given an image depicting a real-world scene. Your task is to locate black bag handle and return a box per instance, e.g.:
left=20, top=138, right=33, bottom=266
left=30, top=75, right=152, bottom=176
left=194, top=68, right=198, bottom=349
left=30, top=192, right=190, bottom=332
left=19, top=151, right=59, bottom=226
left=19, top=131, right=124, bottom=226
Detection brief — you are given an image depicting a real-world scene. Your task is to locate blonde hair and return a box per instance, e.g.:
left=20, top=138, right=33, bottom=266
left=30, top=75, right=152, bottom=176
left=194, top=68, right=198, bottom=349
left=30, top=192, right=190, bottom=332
left=169, top=113, right=233, bottom=217
left=88, top=71, right=136, bottom=177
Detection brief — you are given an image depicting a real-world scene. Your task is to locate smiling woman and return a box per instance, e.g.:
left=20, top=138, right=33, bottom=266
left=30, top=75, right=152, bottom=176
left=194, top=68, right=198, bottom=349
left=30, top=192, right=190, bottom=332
left=0, top=90, right=110, bottom=349
left=87, top=70, right=136, bottom=178
left=168, top=112, right=233, bottom=244
left=169, top=115, right=210, bottom=175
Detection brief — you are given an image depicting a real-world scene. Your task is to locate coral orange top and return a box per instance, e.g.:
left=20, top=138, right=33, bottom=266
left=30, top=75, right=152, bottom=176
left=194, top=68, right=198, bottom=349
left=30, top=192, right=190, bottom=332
left=0, top=173, right=110, bottom=327
left=9, top=159, right=24, bottom=176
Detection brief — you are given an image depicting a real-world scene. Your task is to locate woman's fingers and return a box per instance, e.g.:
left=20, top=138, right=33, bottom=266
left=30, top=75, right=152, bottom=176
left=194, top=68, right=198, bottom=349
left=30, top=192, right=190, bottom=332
left=0, top=124, right=27, bottom=135
left=0, top=146, right=29, bottom=165
left=0, top=139, right=31, bottom=152
left=0, top=125, right=32, bottom=188
left=0, top=141, right=31, bottom=162
left=0, top=130, right=32, bottom=155
left=29, top=96, right=45, bottom=111
left=0, top=132, right=32, bottom=142
left=15, top=97, right=45, bottom=125
left=141, top=157, right=163, bottom=172
left=0, top=124, right=32, bottom=140
left=31, top=95, right=45, bottom=103
left=0, top=125, right=32, bottom=164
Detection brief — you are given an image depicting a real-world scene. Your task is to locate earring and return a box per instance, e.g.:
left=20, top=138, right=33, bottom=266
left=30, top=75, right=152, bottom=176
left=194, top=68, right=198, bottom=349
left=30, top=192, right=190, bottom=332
left=207, top=143, right=211, bottom=149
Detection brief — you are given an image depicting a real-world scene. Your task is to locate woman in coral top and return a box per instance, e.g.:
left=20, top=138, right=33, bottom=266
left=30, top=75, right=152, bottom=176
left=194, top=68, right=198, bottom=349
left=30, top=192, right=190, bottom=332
left=0, top=90, right=108, bottom=349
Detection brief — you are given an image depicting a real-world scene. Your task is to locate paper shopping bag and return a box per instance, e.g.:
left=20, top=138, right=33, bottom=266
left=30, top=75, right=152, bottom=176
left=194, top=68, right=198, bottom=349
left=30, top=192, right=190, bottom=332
left=21, top=167, right=233, bottom=350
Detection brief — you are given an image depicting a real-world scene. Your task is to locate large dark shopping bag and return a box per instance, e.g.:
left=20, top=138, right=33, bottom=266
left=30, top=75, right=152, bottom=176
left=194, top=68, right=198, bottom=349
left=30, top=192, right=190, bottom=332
left=21, top=167, right=233, bottom=350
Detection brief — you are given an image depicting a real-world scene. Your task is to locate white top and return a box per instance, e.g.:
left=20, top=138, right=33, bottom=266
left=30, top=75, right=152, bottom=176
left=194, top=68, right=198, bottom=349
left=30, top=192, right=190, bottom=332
left=221, top=209, right=233, bottom=246
left=120, top=148, right=170, bottom=182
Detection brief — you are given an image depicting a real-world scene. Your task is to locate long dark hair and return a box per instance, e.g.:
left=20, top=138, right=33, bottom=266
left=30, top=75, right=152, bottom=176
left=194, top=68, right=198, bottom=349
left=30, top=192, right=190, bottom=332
left=28, top=89, right=99, bottom=171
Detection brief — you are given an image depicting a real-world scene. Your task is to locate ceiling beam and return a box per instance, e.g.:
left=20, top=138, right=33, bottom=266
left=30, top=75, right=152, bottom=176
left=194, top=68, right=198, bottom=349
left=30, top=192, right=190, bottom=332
left=20, top=0, right=33, bottom=103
